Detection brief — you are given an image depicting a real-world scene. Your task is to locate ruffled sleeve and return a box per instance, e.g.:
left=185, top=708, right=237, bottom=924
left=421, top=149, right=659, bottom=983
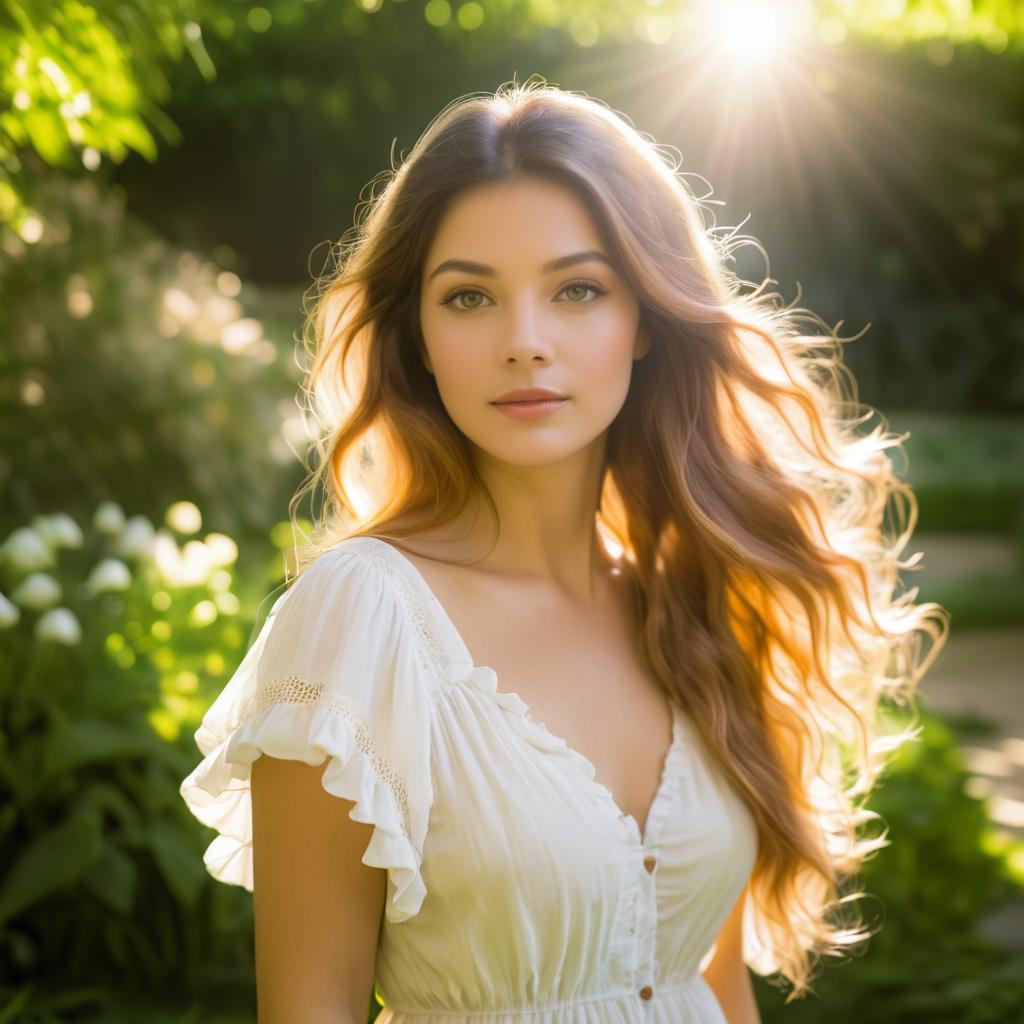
left=178, top=543, right=434, bottom=924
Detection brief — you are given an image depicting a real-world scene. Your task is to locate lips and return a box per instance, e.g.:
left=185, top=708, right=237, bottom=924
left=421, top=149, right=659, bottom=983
left=491, top=395, right=568, bottom=421
left=491, top=388, right=568, bottom=404
left=497, top=399, right=559, bottom=405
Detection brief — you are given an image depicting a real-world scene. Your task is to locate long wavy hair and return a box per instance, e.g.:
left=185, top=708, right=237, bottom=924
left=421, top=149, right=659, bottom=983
left=287, top=77, right=949, bottom=1002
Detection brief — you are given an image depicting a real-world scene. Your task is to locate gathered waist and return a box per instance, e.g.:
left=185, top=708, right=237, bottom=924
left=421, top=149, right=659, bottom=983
left=375, top=974, right=722, bottom=1022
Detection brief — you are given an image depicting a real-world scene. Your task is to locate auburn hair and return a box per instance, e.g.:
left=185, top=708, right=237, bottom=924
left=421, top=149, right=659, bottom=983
left=288, top=76, right=949, bottom=1002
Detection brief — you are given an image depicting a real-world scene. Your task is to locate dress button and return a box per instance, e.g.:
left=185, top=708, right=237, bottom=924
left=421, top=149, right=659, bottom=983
left=644, top=854, right=657, bottom=873
left=639, top=985, right=653, bottom=1000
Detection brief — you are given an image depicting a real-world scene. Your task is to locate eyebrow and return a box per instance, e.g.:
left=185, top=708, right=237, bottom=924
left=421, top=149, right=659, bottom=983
left=427, top=249, right=613, bottom=282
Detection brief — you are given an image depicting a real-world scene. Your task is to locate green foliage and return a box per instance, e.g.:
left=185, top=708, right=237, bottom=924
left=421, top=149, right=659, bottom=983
left=3, top=0, right=1022, bottom=237
left=928, top=570, right=1024, bottom=629
left=0, top=168, right=303, bottom=543
left=788, top=41, right=1024, bottom=418
left=859, top=409, right=1024, bottom=626
left=817, top=0, right=1024, bottom=52
left=0, top=0, right=218, bottom=226
left=0, top=508, right=258, bottom=1020
left=898, top=411, right=1024, bottom=532
left=756, top=709, right=1024, bottom=1022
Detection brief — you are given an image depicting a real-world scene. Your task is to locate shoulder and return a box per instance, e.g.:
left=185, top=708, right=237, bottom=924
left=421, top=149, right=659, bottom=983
left=266, top=536, right=448, bottom=695
left=260, top=538, right=410, bottom=668
left=276, top=537, right=393, bottom=611
left=292, top=536, right=384, bottom=584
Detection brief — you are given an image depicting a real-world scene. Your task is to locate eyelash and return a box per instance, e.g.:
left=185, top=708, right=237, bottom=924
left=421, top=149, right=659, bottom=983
left=439, top=279, right=608, bottom=312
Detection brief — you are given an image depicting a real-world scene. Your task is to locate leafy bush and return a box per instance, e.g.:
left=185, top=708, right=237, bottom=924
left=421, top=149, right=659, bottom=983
left=928, top=571, right=1024, bottom=630
left=756, top=708, right=1024, bottom=1023
left=0, top=167, right=305, bottom=545
left=896, top=411, right=1024, bottom=534
left=0, top=505, right=259, bottom=1022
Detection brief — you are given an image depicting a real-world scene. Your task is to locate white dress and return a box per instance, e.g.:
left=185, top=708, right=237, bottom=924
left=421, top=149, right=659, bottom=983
left=179, top=536, right=762, bottom=1023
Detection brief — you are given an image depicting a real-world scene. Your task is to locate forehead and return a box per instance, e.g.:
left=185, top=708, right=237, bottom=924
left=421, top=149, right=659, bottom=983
left=424, top=177, right=604, bottom=269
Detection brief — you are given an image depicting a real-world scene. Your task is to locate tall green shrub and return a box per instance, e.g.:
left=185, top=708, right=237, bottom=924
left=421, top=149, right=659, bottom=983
left=0, top=505, right=257, bottom=1020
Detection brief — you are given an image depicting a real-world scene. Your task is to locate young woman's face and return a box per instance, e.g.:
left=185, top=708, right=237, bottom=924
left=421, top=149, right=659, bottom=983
left=418, top=176, right=647, bottom=468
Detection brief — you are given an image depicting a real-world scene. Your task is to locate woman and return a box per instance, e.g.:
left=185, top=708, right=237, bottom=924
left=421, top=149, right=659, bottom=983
left=180, top=78, right=948, bottom=1023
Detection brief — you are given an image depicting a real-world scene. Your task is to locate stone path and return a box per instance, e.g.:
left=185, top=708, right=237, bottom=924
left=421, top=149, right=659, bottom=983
left=905, top=532, right=1024, bottom=953
left=918, top=627, right=1024, bottom=839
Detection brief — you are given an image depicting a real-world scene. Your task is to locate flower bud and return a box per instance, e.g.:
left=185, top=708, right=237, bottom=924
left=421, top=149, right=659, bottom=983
left=0, top=592, right=21, bottom=628
left=164, top=501, right=200, bottom=536
left=86, top=557, right=133, bottom=594
left=36, top=607, right=82, bottom=645
left=11, top=572, right=62, bottom=610
left=31, top=513, right=84, bottom=550
left=0, top=528, right=55, bottom=572
left=116, top=520, right=155, bottom=561
left=94, top=501, right=126, bottom=534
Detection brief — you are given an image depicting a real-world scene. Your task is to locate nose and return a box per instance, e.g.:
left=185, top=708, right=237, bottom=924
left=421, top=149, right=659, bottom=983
left=497, top=298, right=556, bottom=364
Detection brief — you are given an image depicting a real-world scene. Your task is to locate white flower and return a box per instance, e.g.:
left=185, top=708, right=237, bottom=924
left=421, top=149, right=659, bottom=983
left=94, top=501, right=126, bottom=534
left=153, top=530, right=214, bottom=586
left=0, top=528, right=55, bottom=572
left=0, top=592, right=20, bottom=628
left=116, top=515, right=156, bottom=560
left=204, top=532, right=238, bottom=568
left=11, top=572, right=62, bottom=610
left=85, top=557, right=132, bottom=594
left=182, top=539, right=213, bottom=582
left=35, top=607, right=82, bottom=645
left=166, top=501, right=202, bottom=535
left=31, top=513, right=84, bottom=550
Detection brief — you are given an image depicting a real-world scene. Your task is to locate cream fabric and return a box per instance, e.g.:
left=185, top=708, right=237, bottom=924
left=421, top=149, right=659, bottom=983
left=180, top=536, right=761, bottom=1022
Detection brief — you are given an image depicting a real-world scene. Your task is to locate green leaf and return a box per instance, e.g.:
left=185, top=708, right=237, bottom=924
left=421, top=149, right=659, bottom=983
left=78, top=780, right=143, bottom=829
left=0, top=809, right=103, bottom=926
left=80, top=841, right=137, bottom=914
left=39, top=718, right=158, bottom=782
left=0, top=804, right=17, bottom=842
left=145, top=819, right=207, bottom=908
left=0, top=983, right=35, bottom=1024
left=21, top=107, right=67, bottom=165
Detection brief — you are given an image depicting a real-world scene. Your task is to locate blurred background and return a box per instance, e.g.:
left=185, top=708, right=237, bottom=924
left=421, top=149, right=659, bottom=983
left=1, top=1, right=1022, bottom=1021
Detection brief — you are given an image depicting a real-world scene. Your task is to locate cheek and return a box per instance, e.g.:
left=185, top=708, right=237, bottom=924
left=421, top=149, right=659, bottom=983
left=571, top=320, right=639, bottom=403
left=421, top=331, right=486, bottom=411
left=434, top=358, right=480, bottom=411
left=420, top=306, right=473, bottom=379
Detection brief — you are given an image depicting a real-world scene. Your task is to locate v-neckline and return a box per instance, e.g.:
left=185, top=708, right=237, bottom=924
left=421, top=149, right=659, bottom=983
left=359, top=535, right=683, bottom=847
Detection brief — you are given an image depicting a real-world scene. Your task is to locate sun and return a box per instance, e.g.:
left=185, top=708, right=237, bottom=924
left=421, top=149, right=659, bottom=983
left=700, top=0, right=813, bottom=70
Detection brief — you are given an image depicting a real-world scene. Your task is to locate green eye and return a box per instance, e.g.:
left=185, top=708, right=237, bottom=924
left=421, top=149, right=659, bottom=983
left=439, top=288, right=489, bottom=311
left=440, top=280, right=608, bottom=312
left=564, top=283, right=596, bottom=302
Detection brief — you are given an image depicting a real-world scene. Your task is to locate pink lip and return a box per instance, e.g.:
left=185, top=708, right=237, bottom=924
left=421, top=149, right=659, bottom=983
left=491, top=398, right=568, bottom=421
left=492, top=387, right=568, bottom=403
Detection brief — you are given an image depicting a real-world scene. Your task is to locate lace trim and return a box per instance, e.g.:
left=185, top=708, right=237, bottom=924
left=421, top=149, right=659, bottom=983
left=236, top=673, right=412, bottom=841
left=353, top=542, right=452, bottom=690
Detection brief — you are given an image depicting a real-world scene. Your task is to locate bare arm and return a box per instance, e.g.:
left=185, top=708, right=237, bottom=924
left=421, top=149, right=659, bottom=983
left=251, top=754, right=387, bottom=1024
left=701, top=882, right=762, bottom=1024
